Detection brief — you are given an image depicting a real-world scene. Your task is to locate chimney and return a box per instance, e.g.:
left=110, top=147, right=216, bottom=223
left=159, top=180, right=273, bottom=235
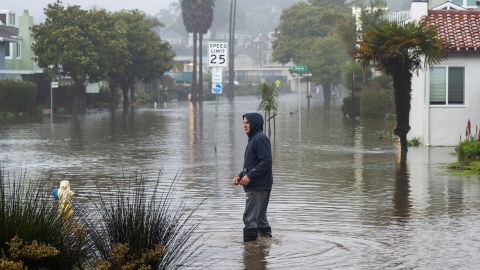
left=411, top=0, right=429, bottom=21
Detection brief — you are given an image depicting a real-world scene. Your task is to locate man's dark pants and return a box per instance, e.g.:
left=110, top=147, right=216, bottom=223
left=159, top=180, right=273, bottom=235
left=243, top=190, right=271, bottom=241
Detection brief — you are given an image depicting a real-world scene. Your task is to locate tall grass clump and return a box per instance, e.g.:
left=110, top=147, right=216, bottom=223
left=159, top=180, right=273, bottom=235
left=0, top=169, right=86, bottom=269
left=86, top=171, right=205, bottom=269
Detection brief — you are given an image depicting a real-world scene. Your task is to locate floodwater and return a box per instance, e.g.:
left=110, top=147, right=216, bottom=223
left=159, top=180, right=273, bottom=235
left=1, top=94, right=480, bottom=269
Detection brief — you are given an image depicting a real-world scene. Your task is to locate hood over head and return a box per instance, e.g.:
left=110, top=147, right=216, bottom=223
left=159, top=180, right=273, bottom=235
left=243, top=113, right=264, bottom=138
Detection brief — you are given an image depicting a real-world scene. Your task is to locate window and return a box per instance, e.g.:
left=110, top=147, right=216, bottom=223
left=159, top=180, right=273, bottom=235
left=5, top=42, right=12, bottom=58
left=9, top=13, right=15, bottom=26
left=430, top=66, right=465, bottom=105
left=16, top=42, right=21, bottom=59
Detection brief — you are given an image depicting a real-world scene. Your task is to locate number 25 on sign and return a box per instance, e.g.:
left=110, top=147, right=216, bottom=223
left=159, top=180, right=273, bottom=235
left=208, top=42, right=228, bottom=67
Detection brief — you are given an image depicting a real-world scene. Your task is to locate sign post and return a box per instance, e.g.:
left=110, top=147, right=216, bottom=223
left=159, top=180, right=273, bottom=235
left=289, top=65, right=308, bottom=142
left=208, top=42, right=228, bottom=68
left=292, top=65, right=308, bottom=72
left=208, top=42, right=229, bottom=152
left=50, top=81, right=58, bottom=124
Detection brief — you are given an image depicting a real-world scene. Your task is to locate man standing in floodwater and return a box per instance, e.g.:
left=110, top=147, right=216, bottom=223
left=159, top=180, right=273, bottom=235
left=233, top=112, right=273, bottom=242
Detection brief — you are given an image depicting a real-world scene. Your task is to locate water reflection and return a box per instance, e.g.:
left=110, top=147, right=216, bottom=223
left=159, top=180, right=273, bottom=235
left=393, top=160, right=411, bottom=219
left=243, top=239, right=271, bottom=270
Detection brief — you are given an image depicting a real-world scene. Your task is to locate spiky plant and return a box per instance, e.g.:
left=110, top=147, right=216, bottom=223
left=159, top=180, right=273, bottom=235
left=86, top=171, right=205, bottom=269
left=0, top=169, right=87, bottom=269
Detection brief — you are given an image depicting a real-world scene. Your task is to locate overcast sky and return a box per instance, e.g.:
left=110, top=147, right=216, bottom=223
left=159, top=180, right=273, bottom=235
left=2, top=0, right=178, bottom=22
left=2, top=0, right=410, bottom=23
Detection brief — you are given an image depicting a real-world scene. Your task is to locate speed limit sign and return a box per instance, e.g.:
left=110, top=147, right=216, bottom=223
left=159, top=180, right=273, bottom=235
left=208, top=42, right=228, bottom=67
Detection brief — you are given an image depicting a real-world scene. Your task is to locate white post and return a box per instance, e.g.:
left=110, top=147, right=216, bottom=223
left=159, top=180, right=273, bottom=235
left=214, top=92, right=218, bottom=152
left=50, top=82, right=53, bottom=124
left=298, top=75, right=301, bottom=142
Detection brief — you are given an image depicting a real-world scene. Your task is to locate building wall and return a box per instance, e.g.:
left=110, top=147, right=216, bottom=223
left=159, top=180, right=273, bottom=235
left=5, top=10, right=38, bottom=73
left=410, top=54, right=480, bottom=146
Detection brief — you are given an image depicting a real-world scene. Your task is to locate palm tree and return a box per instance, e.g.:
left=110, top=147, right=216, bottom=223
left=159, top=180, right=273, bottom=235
left=181, top=0, right=215, bottom=102
left=181, top=0, right=198, bottom=102
left=196, top=0, right=214, bottom=102
left=356, top=21, right=445, bottom=159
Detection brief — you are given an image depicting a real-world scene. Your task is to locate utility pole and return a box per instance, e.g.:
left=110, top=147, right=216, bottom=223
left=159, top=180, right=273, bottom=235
left=227, top=0, right=237, bottom=100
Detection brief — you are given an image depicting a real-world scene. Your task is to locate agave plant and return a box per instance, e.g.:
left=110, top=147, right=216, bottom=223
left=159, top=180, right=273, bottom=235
left=86, top=171, right=205, bottom=269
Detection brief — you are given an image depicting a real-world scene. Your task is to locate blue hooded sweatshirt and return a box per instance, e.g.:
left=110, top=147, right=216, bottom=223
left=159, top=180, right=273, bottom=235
left=238, top=113, right=273, bottom=192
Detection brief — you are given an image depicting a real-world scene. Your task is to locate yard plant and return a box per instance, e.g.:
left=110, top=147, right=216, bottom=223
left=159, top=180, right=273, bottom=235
left=0, top=169, right=205, bottom=269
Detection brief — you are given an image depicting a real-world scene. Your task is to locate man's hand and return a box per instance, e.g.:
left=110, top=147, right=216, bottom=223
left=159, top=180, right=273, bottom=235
left=232, top=176, right=241, bottom=185
left=240, top=175, right=250, bottom=186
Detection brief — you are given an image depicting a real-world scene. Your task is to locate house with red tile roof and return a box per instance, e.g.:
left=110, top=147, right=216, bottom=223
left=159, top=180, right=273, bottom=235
left=408, top=0, right=480, bottom=145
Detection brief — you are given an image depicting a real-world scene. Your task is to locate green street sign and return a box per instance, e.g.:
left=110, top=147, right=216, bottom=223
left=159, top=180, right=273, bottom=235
left=292, top=65, right=308, bottom=72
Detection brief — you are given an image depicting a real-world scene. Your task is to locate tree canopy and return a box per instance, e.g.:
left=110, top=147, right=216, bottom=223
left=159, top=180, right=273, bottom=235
left=272, top=1, right=351, bottom=105
left=32, top=1, right=175, bottom=113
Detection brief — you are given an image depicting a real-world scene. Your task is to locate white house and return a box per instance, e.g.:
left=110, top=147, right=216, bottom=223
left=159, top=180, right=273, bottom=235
left=408, top=0, right=480, bottom=146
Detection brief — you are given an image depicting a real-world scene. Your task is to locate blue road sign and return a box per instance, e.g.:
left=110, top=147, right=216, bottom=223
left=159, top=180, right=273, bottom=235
left=212, top=83, right=222, bottom=94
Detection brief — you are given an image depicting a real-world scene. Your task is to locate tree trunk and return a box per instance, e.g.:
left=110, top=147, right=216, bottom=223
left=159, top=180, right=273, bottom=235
left=72, top=79, right=86, bottom=117
left=268, top=111, right=271, bottom=138
left=130, top=86, right=135, bottom=104
left=322, top=83, right=331, bottom=107
left=392, top=69, right=413, bottom=159
left=122, top=84, right=130, bottom=114
left=109, top=82, right=117, bottom=112
left=199, top=33, right=204, bottom=102
left=192, top=32, right=198, bottom=102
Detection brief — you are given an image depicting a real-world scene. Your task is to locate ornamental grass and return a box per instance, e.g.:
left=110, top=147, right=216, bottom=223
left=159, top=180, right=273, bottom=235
left=85, top=171, right=206, bottom=270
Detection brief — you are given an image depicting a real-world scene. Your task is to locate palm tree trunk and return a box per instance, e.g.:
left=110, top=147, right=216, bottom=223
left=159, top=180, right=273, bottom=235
left=192, top=32, right=198, bottom=102
left=199, top=33, right=204, bottom=102
left=392, top=69, right=412, bottom=159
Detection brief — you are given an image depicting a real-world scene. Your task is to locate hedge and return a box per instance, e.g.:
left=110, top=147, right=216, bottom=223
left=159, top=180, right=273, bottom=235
left=0, top=80, right=37, bottom=113
left=360, top=89, right=394, bottom=119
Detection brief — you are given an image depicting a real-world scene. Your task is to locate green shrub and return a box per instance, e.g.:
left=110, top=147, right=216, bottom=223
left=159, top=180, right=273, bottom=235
left=456, top=139, right=480, bottom=162
left=0, top=112, right=15, bottom=121
left=341, top=95, right=360, bottom=119
left=360, top=89, right=394, bottom=119
left=0, top=80, right=37, bottom=114
left=408, top=137, right=422, bottom=147
left=367, top=74, right=393, bottom=91
left=376, top=129, right=394, bottom=141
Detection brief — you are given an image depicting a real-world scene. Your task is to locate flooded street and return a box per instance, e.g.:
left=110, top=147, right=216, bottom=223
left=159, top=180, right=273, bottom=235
left=1, top=94, right=480, bottom=269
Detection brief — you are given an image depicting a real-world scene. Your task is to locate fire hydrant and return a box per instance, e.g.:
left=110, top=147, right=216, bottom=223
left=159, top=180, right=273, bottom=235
left=58, top=180, right=75, bottom=219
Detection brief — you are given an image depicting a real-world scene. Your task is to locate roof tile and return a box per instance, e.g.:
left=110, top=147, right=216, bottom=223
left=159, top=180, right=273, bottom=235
left=427, top=10, right=480, bottom=51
